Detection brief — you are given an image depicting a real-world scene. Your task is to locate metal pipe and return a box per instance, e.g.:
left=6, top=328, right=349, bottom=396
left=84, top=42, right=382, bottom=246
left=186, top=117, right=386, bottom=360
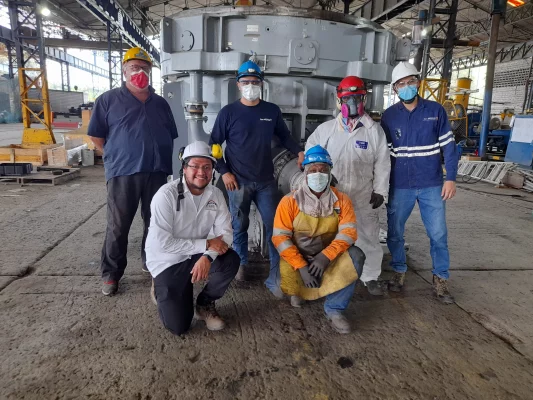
left=521, top=56, right=533, bottom=113
left=370, top=84, right=384, bottom=112
left=187, top=72, right=210, bottom=143
left=479, top=12, right=501, bottom=158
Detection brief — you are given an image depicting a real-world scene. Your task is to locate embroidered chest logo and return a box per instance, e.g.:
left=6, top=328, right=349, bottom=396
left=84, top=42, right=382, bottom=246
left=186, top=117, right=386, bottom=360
left=260, top=118, right=272, bottom=122
left=206, top=200, right=217, bottom=210
left=394, top=128, right=402, bottom=139
left=423, top=117, right=438, bottom=121
left=354, top=140, right=368, bottom=150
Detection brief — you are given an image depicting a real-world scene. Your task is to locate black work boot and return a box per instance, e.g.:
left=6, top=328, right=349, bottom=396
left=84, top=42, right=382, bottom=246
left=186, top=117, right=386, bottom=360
left=388, top=272, right=405, bottom=292
left=433, top=275, right=455, bottom=304
left=365, top=280, right=385, bottom=296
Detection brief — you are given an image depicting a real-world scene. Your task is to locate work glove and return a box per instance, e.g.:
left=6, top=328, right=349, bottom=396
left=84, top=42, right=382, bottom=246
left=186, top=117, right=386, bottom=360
left=299, top=266, right=319, bottom=288
left=308, top=252, right=330, bottom=279
left=369, top=192, right=384, bottom=209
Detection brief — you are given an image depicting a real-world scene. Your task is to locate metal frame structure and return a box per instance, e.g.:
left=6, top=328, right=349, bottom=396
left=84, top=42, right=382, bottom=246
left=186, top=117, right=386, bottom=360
left=8, top=0, right=55, bottom=146
left=107, top=21, right=124, bottom=89
left=76, top=0, right=159, bottom=65
left=452, top=40, right=533, bottom=70
left=0, top=25, right=109, bottom=78
left=420, top=0, right=459, bottom=81
left=456, top=2, right=533, bottom=39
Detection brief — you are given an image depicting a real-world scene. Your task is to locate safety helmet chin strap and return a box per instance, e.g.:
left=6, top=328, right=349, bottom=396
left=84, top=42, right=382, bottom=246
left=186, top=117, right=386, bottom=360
left=177, top=150, right=186, bottom=211
left=176, top=148, right=217, bottom=212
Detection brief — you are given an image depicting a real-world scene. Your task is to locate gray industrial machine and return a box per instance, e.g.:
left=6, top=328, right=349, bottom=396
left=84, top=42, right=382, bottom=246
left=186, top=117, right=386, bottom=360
left=160, top=6, right=408, bottom=253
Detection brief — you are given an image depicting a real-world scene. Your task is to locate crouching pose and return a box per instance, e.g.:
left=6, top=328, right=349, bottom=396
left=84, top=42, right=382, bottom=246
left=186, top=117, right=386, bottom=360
left=272, top=145, right=365, bottom=334
left=145, top=141, right=240, bottom=335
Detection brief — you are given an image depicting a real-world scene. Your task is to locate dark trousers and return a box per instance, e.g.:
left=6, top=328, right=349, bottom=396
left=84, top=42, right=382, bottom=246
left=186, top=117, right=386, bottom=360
left=154, top=249, right=240, bottom=335
left=101, top=172, right=167, bottom=281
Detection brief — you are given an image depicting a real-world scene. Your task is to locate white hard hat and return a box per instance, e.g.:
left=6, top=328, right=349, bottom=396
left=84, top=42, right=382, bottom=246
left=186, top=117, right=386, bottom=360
left=391, top=62, right=420, bottom=85
left=182, top=141, right=217, bottom=163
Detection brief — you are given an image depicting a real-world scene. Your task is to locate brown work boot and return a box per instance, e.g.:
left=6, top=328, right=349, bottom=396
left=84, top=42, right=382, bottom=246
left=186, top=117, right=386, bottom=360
left=433, top=275, right=455, bottom=304
left=290, top=295, right=304, bottom=308
left=388, top=272, right=405, bottom=292
left=195, top=302, right=225, bottom=331
left=326, top=313, right=351, bottom=334
left=235, top=265, right=248, bottom=282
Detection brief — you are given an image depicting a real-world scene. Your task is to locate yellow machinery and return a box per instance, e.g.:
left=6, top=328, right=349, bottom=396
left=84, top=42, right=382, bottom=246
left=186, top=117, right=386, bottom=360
left=19, top=68, right=56, bottom=146
left=419, top=78, right=448, bottom=104
left=419, top=77, right=469, bottom=139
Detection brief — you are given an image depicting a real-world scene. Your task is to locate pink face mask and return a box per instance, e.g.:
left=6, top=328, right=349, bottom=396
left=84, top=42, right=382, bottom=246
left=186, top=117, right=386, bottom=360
left=341, top=97, right=365, bottom=118
left=130, top=70, right=149, bottom=89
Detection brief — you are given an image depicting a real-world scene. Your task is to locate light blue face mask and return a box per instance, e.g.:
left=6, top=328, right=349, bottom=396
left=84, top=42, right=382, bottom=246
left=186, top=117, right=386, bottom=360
left=307, top=172, right=330, bottom=193
left=398, top=85, right=418, bottom=102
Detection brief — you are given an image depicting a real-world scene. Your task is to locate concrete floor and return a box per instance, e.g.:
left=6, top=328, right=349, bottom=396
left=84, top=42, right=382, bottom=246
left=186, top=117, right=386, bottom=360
left=1, top=165, right=533, bottom=399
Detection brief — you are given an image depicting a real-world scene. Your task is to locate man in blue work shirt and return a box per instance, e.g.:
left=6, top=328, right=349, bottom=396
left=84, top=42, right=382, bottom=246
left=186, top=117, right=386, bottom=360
left=381, top=62, right=458, bottom=304
left=209, top=60, right=304, bottom=299
left=88, top=47, right=178, bottom=296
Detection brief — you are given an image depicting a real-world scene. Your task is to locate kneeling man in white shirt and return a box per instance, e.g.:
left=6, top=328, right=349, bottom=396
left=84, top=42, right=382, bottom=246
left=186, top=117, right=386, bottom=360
left=145, top=141, right=239, bottom=335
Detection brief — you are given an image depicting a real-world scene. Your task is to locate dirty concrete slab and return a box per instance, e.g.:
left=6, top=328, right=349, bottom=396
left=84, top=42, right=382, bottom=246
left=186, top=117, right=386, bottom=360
left=1, top=273, right=533, bottom=400
left=404, top=185, right=533, bottom=272
left=420, top=269, right=533, bottom=363
left=33, top=207, right=146, bottom=276
left=0, top=167, right=107, bottom=276
left=0, top=276, right=17, bottom=291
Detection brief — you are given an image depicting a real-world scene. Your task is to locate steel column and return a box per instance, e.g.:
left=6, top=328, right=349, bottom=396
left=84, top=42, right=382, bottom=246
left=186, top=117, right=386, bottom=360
left=440, top=0, right=458, bottom=82
left=107, top=21, right=123, bottom=89
left=479, top=13, right=501, bottom=158
left=420, top=0, right=436, bottom=79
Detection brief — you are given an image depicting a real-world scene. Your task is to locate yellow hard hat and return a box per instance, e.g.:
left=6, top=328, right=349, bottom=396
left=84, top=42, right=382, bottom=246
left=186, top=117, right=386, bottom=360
left=123, top=47, right=152, bottom=66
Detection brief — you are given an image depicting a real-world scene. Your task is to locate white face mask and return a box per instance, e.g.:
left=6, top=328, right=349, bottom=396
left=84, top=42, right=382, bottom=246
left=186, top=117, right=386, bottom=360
left=241, top=84, right=261, bottom=101
left=307, top=172, right=330, bottom=193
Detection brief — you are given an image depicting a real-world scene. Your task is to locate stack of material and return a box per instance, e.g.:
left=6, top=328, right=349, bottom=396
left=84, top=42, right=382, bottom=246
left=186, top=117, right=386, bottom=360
left=517, top=169, right=533, bottom=192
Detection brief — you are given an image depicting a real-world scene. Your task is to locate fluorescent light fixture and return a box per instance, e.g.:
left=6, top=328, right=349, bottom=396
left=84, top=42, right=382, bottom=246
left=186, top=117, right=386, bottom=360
left=41, top=7, right=51, bottom=16
left=507, top=0, right=524, bottom=7
left=411, top=20, right=424, bottom=45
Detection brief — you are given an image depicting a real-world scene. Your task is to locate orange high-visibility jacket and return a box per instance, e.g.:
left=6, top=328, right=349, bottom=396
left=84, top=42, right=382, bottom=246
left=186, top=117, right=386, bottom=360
left=272, top=187, right=357, bottom=270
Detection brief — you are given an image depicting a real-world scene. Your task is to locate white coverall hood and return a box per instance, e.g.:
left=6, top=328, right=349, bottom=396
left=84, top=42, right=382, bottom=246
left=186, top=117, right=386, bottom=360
left=305, top=112, right=391, bottom=283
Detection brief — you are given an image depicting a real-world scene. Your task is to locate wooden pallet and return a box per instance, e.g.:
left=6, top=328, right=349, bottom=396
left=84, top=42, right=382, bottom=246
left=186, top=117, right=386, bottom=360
left=0, top=167, right=80, bottom=186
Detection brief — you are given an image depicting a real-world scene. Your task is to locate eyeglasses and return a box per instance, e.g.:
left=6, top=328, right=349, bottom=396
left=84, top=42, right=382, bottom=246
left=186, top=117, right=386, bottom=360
left=395, top=78, right=419, bottom=89
left=126, top=64, right=151, bottom=74
left=186, top=164, right=213, bottom=172
left=238, top=80, right=262, bottom=86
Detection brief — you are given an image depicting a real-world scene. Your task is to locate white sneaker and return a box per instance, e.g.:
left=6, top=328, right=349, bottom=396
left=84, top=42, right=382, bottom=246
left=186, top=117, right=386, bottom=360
left=290, top=295, right=304, bottom=308
left=326, top=313, right=351, bottom=334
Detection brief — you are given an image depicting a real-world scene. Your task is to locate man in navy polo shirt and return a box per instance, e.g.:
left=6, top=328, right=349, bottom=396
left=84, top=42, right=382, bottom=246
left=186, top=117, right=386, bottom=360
left=381, top=62, right=458, bottom=304
left=209, top=60, right=304, bottom=299
left=88, top=47, right=178, bottom=296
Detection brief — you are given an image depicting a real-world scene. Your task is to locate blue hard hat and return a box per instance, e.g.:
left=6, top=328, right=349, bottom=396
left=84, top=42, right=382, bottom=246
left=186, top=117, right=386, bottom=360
left=302, top=145, right=333, bottom=167
left=236, top=60, right=263, bottom=81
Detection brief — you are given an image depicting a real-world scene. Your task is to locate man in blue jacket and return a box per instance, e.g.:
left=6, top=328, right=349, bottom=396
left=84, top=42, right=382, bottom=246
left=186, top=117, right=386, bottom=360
left=381, top=62, right=458, bottom=304
left=209, top=60, right=304, bottom=299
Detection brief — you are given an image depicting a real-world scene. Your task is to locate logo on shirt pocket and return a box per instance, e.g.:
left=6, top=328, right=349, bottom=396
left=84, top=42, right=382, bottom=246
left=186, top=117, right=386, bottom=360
left=423, top=117, right=438, bottom=121
left=260, top=118, right=273, bottom=122
left=206, top=200, right=217, bottom=211
left=354, top=140, right=368, bottom=150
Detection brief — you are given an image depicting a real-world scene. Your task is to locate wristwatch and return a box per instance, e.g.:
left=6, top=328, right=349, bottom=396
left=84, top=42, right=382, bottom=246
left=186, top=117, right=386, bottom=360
left=203, top=253, right=214, bottom=263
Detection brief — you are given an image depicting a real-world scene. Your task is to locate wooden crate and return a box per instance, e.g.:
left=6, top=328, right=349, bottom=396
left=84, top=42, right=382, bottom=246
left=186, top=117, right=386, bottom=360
left=0, top=144, right=60, bottom=166
left=47, top=146, right=68, bottom=167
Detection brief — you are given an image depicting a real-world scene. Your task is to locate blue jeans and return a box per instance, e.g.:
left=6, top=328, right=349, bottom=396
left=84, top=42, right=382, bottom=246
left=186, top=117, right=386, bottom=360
left=324, top=246, right=365, bottom=316
left=227, top=180, right=281, bottom=292
left=386, top=185, right=450, bottom=279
